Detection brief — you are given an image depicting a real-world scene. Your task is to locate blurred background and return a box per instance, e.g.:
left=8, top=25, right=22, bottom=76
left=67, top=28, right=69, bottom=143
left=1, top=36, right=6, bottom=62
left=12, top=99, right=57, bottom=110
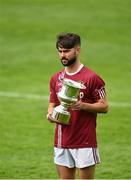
left=0, top=0, right=131, bottom=178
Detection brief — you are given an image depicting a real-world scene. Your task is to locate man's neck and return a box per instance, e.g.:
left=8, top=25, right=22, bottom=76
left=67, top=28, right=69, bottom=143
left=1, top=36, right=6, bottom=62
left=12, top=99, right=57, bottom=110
left=65, top=60, right=81, bottom=74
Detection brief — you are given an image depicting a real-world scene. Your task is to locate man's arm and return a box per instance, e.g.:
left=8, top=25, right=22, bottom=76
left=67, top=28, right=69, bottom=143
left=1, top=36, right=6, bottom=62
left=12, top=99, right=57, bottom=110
left=70, top=97, right=108, bottom=113
left=47, top=103, right=56, bottom=123
left=48, top=103, right=56, bottom=114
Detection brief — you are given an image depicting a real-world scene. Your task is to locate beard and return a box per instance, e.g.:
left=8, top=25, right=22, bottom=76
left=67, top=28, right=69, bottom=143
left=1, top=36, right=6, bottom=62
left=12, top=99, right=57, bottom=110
left=61, top=56, right=77, bottom=67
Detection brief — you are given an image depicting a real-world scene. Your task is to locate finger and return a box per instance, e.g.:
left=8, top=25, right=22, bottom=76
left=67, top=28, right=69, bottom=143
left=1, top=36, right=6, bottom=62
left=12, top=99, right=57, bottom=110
left=71, top=106, right=80, bottom=111
left=47, top=114, right=54, bottom=122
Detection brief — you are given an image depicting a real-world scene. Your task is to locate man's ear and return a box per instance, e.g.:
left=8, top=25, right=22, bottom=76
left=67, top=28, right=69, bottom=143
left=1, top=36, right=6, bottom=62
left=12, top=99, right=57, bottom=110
left=76, top=46, right=81, bottom=55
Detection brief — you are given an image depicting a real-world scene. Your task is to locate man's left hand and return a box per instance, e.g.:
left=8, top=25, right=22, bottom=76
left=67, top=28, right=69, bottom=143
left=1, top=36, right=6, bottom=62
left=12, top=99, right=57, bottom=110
left=70, top=100, right=84, bottom=111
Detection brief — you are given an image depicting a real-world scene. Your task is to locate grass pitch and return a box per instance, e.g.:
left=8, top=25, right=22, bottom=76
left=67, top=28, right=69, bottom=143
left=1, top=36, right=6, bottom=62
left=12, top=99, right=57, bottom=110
left=0, top=0, right=131, bottom=178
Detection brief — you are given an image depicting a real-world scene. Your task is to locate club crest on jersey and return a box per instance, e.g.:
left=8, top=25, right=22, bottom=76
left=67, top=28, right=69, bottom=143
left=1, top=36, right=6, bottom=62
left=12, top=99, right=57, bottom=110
left=58, top=71, right=65, bottom=81
left=56, top=72, right=65, bottom=92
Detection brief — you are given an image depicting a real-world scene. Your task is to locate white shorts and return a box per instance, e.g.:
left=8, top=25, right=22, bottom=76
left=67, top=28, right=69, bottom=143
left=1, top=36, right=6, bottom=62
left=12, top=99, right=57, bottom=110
left=54, top=147, right=100, bottom=168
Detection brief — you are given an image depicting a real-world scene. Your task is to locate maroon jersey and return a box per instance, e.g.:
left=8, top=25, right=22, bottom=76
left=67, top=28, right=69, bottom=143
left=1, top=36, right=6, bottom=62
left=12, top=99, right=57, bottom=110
left=49, top=65, right=106, bottom=148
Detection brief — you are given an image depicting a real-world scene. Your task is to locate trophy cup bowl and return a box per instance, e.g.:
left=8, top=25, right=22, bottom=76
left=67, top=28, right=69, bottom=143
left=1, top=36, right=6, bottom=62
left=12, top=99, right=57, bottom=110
left=51, top=78, right=86, bottom=125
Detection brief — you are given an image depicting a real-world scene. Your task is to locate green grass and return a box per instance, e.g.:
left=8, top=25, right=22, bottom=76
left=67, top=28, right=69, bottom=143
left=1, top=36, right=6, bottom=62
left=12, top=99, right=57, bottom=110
left=0, top=0, right=131, bottom=179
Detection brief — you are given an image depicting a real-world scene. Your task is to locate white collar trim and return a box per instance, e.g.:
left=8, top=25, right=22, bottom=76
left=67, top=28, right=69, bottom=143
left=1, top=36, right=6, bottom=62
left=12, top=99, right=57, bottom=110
left=65, top=64, right=84, bottom=76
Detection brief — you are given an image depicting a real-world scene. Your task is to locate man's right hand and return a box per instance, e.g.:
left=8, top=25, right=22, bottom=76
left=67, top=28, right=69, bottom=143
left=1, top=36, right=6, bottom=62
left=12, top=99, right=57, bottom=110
left=47, top=114, right=56, bottom=123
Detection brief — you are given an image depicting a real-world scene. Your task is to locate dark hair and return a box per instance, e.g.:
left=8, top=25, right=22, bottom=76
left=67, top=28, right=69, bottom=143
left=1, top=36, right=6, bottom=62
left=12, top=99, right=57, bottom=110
left=56, top=33, right=81, bottom=49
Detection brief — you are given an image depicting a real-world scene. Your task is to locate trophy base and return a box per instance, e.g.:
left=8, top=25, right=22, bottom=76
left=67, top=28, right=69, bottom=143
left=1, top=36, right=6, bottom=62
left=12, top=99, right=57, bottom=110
left=51, top=105, right=70, bottom=125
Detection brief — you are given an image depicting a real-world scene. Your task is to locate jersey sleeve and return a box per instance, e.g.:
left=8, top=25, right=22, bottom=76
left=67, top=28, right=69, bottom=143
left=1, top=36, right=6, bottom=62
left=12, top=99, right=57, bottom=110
left=49, top=76, right=59, bottom=104
left=89, top=74, right=106, bottom=101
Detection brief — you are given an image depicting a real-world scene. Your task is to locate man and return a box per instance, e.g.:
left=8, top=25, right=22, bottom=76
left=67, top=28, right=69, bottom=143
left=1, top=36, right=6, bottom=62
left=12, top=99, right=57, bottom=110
left=47, top=33, right=108, bottom=179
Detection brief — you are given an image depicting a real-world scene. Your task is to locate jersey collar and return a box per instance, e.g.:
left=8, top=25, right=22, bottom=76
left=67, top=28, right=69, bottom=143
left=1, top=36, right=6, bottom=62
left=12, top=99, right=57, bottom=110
left=65, top=64, right=84, bottom=76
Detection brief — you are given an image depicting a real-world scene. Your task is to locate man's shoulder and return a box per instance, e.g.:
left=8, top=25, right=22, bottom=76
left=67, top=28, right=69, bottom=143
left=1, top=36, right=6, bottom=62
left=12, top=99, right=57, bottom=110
left=50, top=69, right=65, bottom=81
left=82, top=66, right=105, bottom=84
left=82, top=66, right=98, bottom=77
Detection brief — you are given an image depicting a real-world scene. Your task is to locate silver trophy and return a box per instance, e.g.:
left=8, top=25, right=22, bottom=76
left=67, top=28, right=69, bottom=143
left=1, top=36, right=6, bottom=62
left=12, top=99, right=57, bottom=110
left=51, top=78, right=86, bottom=125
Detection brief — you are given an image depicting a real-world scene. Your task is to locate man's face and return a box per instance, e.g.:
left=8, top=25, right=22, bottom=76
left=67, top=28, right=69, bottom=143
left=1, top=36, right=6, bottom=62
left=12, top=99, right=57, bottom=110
left=58, top=46, right=80, bottom=67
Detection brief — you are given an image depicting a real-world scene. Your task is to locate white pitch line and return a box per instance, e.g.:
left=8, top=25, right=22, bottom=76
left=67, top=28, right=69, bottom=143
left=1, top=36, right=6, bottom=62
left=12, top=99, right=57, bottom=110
left=0, top=91, right=49, bottom=100
left=0, top=91, right=131, bottom=108
left=109, top=102, right=131, bottom=108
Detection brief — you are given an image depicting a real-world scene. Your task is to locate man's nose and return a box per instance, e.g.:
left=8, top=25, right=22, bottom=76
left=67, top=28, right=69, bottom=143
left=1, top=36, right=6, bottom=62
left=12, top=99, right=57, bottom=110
left=61, top=51, right=65, bottom=56
left=61, top=52, right=66, bottom=58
